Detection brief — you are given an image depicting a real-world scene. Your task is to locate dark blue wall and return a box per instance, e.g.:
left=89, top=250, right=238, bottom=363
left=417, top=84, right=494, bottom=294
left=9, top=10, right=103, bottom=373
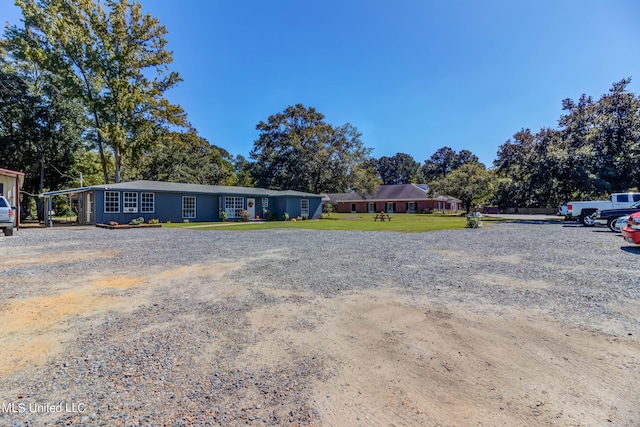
left=93, top=189, right=322, bottom=224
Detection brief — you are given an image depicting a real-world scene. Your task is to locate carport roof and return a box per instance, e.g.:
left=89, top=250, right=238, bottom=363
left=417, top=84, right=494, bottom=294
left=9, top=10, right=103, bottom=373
left=41, top=180, right=322, bottom=198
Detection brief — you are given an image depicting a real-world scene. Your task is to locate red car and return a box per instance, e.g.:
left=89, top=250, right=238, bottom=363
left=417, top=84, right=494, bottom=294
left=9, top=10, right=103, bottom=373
left=621, top=212, right=640, bottom=244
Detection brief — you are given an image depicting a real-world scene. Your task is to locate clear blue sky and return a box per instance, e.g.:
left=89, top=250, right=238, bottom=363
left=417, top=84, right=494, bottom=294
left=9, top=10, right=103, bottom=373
left=2, top=0, right=639, bottom=167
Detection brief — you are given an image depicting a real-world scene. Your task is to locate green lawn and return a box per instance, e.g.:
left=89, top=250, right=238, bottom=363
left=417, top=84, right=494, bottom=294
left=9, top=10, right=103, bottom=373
left=163, top=213, right=501, bottom=233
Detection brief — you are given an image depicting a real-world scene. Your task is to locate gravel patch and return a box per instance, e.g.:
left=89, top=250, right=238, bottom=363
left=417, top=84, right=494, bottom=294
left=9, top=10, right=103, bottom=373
left=0, top=221, right=638, bottom=425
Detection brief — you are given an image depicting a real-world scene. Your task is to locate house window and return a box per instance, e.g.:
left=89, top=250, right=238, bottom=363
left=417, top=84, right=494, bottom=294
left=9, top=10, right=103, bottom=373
left=224, top=196, right=244, bottom=218
left=408, top=202, right=416, bottom=213
left=123, top=192, right=138, bottom=213
left=104, top=191, right=119, bottom=213
left=386, top=202, right=395, bottom=213
left=182, top=196, right=196, bottom=218
left=351, top=203, right=356, bottom=213
left=301, top=199, right=310, bottom=217
left=262, top=197, right=269, bottom=208
left=368, top=202, right=374, bottom=213
left=141, top=193, right=155, bottom=213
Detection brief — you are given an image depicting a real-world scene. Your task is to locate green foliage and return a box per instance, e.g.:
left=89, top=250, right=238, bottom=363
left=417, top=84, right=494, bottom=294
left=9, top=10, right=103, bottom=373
left=250, top=104, right=378, bottom=195
left=371, top=153, right=420, bottom=184
left=129, top=217, right=144, bottom=225
left=494, top=78, right=640, bottom=208
left=7, top=0, right=188, bottom=183
left=431, top=163, right=493, bottom=213
left=132, top=130, right=234, bottom=185
left=219, top=210, right=229, bottom=222
left=419, top=147, right=481, bottom=183
left=283, top=212, right=289, bottom=221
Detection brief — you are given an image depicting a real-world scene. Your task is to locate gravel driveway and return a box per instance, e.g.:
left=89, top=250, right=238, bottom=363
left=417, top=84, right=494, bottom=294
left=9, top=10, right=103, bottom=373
left=0, top=221, right=638, bottom=425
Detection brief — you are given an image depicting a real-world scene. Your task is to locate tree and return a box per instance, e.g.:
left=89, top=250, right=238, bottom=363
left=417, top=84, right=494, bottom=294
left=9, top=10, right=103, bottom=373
left=372, top=153, right=420, bottom=184
left=6, top=0, right=187, bottom=183
left=591, top=78, right=640, bottom=192
left=0, top=63, right=85, bottom=219
left=133, top=131, right=234, bottom=185
left=432, top=162, right=493, bottom=213
left=420, top=147, right=482, bottom=184
left=420, top=146, right=457, bottom=182
left=250, top=104, right=378, bottom=195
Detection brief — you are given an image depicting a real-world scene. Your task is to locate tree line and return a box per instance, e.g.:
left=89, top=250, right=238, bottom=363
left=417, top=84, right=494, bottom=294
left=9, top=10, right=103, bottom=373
left=1, top=1, right=638, bottom=218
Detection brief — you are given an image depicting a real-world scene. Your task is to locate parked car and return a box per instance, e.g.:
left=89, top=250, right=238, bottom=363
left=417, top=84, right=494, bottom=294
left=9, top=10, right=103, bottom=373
left=557, top=205, right=568, bottom=217
left=610, top=215, right=630, bottom=233
left=481, top=206, right=502, bottom=214
left=621, top=212, right=640, bottom=244
left=591, top=201, right=640, bottom=231
left=567, top=192, right=640, bottom=226
left=0, top=195, right=15, bottom=236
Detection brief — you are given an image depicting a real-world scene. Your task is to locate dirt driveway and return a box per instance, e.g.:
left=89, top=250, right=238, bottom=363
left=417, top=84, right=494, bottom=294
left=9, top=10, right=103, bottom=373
left=0, top=223, right=638, bottom=425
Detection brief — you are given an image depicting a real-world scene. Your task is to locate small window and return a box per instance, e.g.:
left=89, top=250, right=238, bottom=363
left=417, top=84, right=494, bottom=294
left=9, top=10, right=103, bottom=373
left=141, top=193, right=155, bottom=213
left=104, top=191, right=120, bottom=213
left=123, top=192, right=138, bottom=213
left=617, top=194, right=629, bottom=203
left=408, top=202, right=416, bottom=213
left=182, top=196, right=196, bottom=218
left=262, top=197, right=269, bottom=208
left=301, top=199, right=310, bottom=216
left=368, top=202, right=374, bottom=213
left=351, top=203, right=356, bottom=213
left=386, top=202, right=395, bottom=213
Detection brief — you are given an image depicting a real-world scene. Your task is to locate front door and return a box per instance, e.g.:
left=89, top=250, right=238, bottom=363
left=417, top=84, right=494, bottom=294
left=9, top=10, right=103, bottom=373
left=247, top=198, right=255, bottom=219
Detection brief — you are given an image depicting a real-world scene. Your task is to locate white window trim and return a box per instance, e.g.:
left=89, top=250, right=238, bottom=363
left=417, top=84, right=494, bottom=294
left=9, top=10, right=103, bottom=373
left=262, top=197, right=269, bottom=208
left=141, top=192, right=155, bottom=213
left=123, top=192, right=138, bottom=213
left=224, top=196, right=245, bottom=218
left=104, top=191, right=120, bottom=213
left=301, top=199, right=310, bottom=216
left=182, top=196, right=196, bottom=219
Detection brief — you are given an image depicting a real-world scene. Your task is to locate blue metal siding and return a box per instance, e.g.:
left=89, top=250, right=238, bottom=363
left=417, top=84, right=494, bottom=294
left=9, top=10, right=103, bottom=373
left=94, top=190, right=220, bottom=224
left=92, top=188, right=322, bottom=224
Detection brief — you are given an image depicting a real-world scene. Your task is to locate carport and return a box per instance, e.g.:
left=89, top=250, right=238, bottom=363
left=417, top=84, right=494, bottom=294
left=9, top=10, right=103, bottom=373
left=40, top=187, right=94, bottom=227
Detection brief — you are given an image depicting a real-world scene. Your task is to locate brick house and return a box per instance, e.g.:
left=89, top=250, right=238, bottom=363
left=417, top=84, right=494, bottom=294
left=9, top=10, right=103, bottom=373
left=325, top=184, right=461, bottom=214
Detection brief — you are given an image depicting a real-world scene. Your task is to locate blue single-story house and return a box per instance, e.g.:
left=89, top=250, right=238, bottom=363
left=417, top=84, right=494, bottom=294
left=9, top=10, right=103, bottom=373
left=41, top=180, right=323, bottom=225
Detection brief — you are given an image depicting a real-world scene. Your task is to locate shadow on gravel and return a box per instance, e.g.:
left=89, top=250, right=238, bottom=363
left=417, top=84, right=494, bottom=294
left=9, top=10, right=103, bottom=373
left=621, top=246, right=640, bottom=254
left=561, top=222, right=582, bottom=228
left=500, top=220, right=562, bottom=225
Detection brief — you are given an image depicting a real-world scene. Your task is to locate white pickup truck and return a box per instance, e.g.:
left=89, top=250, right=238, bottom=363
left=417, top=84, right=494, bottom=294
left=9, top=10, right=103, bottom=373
left=567, top=192, right=640, bottom=226
left=0, top=195, right=15, bottom=236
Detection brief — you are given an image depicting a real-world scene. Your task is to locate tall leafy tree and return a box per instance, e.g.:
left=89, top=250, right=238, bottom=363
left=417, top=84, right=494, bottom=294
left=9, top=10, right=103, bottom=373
left=591, top=78, right=640, bottom=192
left=250, top=104, right=378, bottom=195
left=133, top=131, right=234, bottom=185
left=0, top=63, right=85, bottom=219
left=372, top=153, right=420, bottom=184
left=6, top=0, right=187, bottom=183
left=431, top=162, right=493, bottom=213
left=420, top=146, right=457, bottom=182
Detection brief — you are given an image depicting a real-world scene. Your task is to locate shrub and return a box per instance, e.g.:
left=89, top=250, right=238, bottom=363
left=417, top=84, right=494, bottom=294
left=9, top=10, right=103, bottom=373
left=220, top=210, right=229, bottom=222
left=283, top=212, right=290, bottom=221
left=148, top=219, right=159, bottom=224
left=240, top=210, right=250, bottom=222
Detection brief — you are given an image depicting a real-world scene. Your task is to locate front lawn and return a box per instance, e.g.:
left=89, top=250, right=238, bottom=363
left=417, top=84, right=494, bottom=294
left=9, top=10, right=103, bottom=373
left=164, top=213, right=493, bottom=233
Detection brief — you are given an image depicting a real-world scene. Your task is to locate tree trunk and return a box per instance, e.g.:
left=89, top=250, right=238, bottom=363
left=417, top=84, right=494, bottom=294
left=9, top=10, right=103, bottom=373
left=114, top=145, right=121, bottom=183
left=92, top=109, right=110, bottom=184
